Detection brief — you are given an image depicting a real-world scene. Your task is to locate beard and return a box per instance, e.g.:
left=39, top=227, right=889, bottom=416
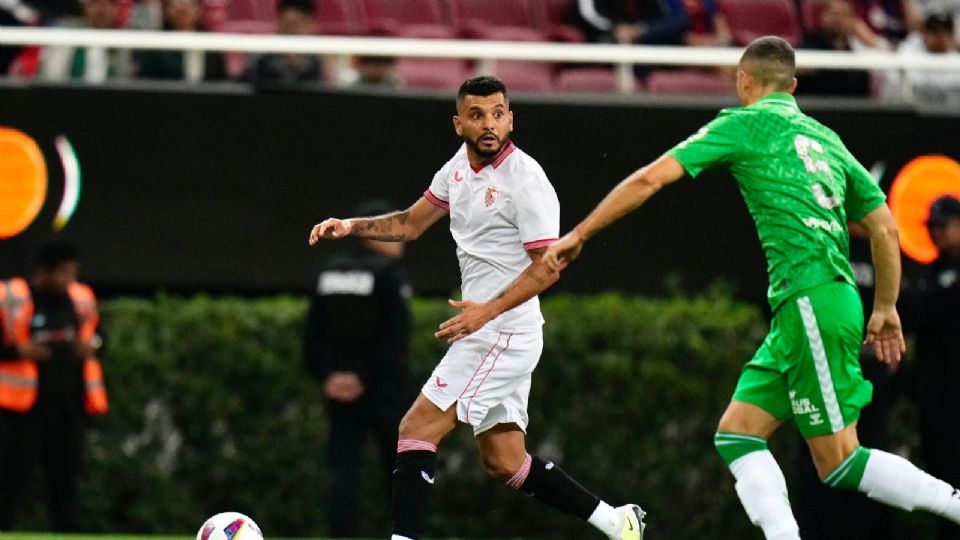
left=465, top=133, right=508, bottom=158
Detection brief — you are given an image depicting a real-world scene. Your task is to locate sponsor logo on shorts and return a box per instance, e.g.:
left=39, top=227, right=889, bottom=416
left=434, top=376, right=448, bottom=390
left=790, top=390, right=824, bottom=425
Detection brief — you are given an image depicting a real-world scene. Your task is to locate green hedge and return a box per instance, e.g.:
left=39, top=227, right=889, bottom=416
left=10, top=291, right=931, bottom=538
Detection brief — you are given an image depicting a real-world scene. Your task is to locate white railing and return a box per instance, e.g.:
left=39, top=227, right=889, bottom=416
left=3, top=27, right=960, bottom=94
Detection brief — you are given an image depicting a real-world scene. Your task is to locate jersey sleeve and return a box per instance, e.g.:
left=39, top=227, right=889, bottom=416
left=667, top=111, right=742, bottom=178
left=514, top=172, right=561, bottom=251
left=841, top=146, right=886, bottom=222
left=424, top=167, right=450, bottom=211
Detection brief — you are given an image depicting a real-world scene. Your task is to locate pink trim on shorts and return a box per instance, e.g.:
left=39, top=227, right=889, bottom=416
left=397, top=439, right=438, bottom=454
left=458, top=333, right=504, bottom=399
left=506, top=453, right=533, bottom=489
left=465, top=333, right=513, bottom=421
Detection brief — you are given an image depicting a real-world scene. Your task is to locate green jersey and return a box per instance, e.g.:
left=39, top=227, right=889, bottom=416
left=668, top=93, right=886, bottom=311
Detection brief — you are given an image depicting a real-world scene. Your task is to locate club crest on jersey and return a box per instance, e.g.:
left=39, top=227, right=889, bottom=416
left=484, top=186, right=500, bottom=207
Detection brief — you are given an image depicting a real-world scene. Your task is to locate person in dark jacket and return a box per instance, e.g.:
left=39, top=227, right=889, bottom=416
left=916, top=195, right=960, bottom=540
left=303, top=199, right=412, bottom=538
left=134, top=0, right=226, bottom=81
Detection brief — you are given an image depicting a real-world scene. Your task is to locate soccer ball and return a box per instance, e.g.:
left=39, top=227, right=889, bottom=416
left=196, top=512, right=264, bottom=540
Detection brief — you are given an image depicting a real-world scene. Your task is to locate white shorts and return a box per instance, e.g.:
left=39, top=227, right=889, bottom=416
left=421, top=326, right=542, bottom=436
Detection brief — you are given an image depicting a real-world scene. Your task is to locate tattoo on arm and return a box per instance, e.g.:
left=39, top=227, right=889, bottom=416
left=352, top=210, right=410, bottom=241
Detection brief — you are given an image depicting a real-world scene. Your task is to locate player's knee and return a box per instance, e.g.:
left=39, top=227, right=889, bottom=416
left=480, top=453, right=519, bottom=481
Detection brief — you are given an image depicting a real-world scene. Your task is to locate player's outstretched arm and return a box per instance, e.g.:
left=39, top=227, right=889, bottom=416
left=435, top=249, right=562, bottom=343
left=859, top=204, right=906, bottom=367
left=544, top=154, right=686, bottom=271
left=308, top=197, right=446, bottom=245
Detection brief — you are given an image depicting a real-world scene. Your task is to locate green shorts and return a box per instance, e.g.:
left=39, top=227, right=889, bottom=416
left=733, top=281, right=873, bottom=438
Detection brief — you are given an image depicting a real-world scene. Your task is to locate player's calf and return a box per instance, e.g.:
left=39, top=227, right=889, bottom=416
left=715, top=433, right=800, bottom=540
left=823, top=446, right=960, bottom=525
left=504, top=453, right=645, bottom=539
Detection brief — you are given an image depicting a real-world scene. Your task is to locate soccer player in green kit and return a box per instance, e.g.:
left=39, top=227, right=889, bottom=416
left=434, top=37, right=960, bottom=539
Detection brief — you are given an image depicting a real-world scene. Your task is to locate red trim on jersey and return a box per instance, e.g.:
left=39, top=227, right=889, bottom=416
left=424, top=189, right=450, bottom=211
left=468, top=141, right=517, bottom=174
left=492, top=141, right=516, bottom=169
left=523, top=238, right=558, bottom=251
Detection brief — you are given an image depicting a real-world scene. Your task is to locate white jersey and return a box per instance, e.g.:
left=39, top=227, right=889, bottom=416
left=424, top=141, right=559, bottom=333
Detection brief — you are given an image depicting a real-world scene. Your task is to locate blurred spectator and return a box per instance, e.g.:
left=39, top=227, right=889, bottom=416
left=37, top=0, right=133, bottom=82
left=883, top=12, right=960, bottom=104
left=349, top=55, right=401, bottom=89
left=576, top=0, right=689, bottom=45
left=244, top=0, right=323, bottom=85
left=914, top=0, right=960, bottom=40
left=851, top=0, right=923, bottom=43
left=0, top=242, right=108, bottom=532
left=664, top=0, right=732, bottom=46
left=0, top=0, right=40, bottom=75
left=797, top=0, right=879, bottom=96
left=303, top=200, right=412, bottom=538
left=134, top=0, right=226, bottom=81
left=915, top=195, right=960, bottom=540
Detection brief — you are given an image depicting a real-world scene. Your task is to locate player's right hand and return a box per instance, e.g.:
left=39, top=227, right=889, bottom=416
left=543, top=229, right=585, bottom=272
left=309, top=218, right=353, bottom=245
left=864, top=307, right=906, bottom=369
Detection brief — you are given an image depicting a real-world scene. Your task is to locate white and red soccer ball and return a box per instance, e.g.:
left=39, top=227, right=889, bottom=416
left=196, top=512, right=263, bottom=540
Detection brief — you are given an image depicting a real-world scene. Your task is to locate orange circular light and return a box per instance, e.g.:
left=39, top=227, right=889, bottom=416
left=889, top=155, right=960, bottom=264
left=0, top=127, right=47, bottom=239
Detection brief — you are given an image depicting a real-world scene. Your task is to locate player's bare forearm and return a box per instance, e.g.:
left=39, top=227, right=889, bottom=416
left=349, top=210, right=413, bottom=242
left=860, top=205, right=902, bottom=310
left=488, top=253, right=560, bottom=316
left=577, top=154, right=686, bottom=240
left=311, top=196, right=445, bottom=245
left=435, top=249, right=560, bottom=343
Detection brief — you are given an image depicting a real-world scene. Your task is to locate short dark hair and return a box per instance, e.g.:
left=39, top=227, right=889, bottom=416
left=924, top=13, right=954, bottom=33
left=740, top=36, right=796, bottom=91
left=277, top=0, right=314, bottom=16
left=36, top=241, right=80, bottom=270
left=457, top=76, right=508, bottom=106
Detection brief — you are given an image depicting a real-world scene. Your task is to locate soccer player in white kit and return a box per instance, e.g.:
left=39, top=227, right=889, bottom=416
left=308, top=77, right=645, bottom=540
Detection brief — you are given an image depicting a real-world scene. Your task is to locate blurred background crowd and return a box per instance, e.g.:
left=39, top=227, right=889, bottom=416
left=0, top=0, right=959, bottom=102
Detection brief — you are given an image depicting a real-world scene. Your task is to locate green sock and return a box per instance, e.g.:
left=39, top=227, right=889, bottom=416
left=823, top=446, right=871, bottom=491
left=714, top=432, right=769, bottom=467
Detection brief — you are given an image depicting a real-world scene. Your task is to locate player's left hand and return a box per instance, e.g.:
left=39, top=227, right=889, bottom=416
left=435, top=299, right=495, bottom=344
left=864, top=307, right=906, bottom=369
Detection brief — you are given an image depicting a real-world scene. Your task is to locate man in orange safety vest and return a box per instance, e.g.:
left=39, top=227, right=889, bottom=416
left=0, top=242, right=107, bottom=532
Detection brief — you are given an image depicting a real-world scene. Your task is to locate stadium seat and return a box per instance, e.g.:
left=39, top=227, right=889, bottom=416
left=716, top=0, right=804, bottom=46
left=396, top=58, right=470, bottom=90
left=448, top=0, right=546, bottom=40
left=486, top=61, right=554, bottom=92
left=801, top=0, right=824, bottom=33
left=645, top=69, right=734, bottom=96
left=356, top=0, right=451, bottom=36
left=314, top=0, right=363, bottom=35
left=538, top=0, right=586, bottom=42
left=225, top=0, right=273, bottom=22
left=556, top=67, right=629, bottom=93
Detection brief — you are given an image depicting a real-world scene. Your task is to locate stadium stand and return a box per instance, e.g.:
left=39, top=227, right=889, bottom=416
left=717, top=0, right=805, bottom=46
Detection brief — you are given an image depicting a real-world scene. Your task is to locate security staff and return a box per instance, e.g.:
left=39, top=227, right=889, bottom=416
left=916, top=195, right=960, bottom=540
left=303, top=200, right=412, bottom=538
left=0, top=242, right=107, bottom=532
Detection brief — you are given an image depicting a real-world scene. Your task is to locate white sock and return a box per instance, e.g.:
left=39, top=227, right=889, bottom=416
left=390, top=536, right=415, bottom=540
left=860, top=449, right=960, bottom=522
left=729, top=450, right=800, bottom=540
left=587, top=500, right=621, bottom=539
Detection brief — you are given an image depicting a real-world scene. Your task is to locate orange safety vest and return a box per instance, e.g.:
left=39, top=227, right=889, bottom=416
left=0, top=277, right=108, bottom=414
